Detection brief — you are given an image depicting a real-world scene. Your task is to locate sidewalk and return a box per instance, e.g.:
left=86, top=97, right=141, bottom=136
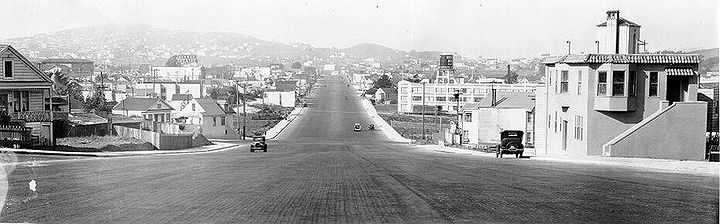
left=266, top=106, right=308, bottom=140
left=0, top=142, right=238, bottom=157
left=359, top=98, right=413, bottom=143
left=417, top=144, right=719, bottom=177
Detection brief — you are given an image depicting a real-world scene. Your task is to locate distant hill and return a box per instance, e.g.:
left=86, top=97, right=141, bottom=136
left=1, top=24, right=448, bottom=67
left=690, top=48, right=719, bottom=74
left=2, top=24, right=321, bottom=66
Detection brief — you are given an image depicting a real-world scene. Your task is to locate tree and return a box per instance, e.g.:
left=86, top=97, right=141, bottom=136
left=373, top=74, right=394, bottom=89
left=503, top=71, right=518, bottom=84
left=404, top=74, right=423, bottom=83
left=291, top=62, right=302, bottom=69
left=83, top=89, right=109, bottom=113
left=50, top=71, right=84, bottom=101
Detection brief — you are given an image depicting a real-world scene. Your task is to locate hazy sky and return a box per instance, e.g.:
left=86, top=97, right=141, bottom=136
left=1, top=0, right=717, bottom=58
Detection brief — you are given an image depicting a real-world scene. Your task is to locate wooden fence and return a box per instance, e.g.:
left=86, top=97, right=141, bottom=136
left=0, top=125, right=34, bottom=147
left=114, top=126, right=194, bottom=150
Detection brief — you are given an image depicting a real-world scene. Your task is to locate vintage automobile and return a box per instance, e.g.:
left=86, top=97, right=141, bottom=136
left=496, top=130, right=524, bottom=158
left=353, top=123, right=362, bottom=132
left=250, top=136, right=267, bottom=152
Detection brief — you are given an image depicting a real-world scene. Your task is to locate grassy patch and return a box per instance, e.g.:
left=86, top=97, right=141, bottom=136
left=379, top=113, right=458, bottom=144
left=48, top=136, right=156, bottom=152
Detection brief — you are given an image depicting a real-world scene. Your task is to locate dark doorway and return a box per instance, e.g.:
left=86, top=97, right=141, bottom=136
left=666, top=76, right=689, bottom=104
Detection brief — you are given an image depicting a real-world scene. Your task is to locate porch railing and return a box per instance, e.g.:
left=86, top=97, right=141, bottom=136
left=0, top=125, right=33, bottom=147
left=12, top=111, right=68, bottom=122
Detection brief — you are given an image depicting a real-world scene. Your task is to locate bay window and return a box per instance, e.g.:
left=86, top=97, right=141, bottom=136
left=597, top=71, right=607, bottom=96
left=612, top=71, right=625, bottom=96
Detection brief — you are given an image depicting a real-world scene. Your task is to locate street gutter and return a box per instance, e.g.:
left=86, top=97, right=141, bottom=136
left=0, top=142, right=238, bottom=157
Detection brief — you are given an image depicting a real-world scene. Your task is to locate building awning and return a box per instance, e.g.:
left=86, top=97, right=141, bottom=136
left=665, top=68, right=697, bottom=76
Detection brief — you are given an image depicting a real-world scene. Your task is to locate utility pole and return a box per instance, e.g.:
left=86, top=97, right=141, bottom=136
left=236, top=80, right=240, bottom=139
left=421, top=82, right=425, bottom=140
left=453, top=90, right=462, bottom=145
left=242, top=81, right=247, bottom=140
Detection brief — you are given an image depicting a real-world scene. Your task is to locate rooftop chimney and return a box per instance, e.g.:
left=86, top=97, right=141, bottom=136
left=606, top=10, right=620, bottom=54
left=597, top=10, right=641, bottom=54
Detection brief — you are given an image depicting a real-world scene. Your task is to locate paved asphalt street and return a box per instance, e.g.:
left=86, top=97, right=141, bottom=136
left=0, top=75, right=717, bottom=223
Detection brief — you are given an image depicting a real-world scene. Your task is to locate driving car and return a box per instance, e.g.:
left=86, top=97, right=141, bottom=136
left=496, top=130, right=524, bottom=158
left=353, top=123, right=362, bottom=132
left=250, top=136, right=267, bottom=152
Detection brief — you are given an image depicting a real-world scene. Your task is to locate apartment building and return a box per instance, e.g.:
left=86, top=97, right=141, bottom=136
left=397, top=80, right=541, bottom=114
left=536, top=10, right=706, bottom=160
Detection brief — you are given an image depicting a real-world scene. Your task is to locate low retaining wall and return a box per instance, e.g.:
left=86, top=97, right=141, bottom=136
left=114, top=126, right=194, bottom=150
left=603, top=101, right=707, bottom=160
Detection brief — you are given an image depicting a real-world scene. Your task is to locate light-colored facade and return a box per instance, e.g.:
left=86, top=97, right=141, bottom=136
left=112, top=97, right=174, bottom=123
left=0, top=45, right=62, bottom=146
left=172, top=98, right=230, bottom=138
left=152, top=66, right=202, bottom=82
left=397, top=80, right=541, bottom=114
left=461, top=92, right=535, bottom=146
left=535, top=10, right=707, bottom=160
left=263, top=91, right=296, bottom=107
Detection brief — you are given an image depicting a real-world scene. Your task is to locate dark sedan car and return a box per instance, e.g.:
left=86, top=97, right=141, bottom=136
left=250, top=136, right=267, bottom=152
left=496, top=130, right=524, bottom=158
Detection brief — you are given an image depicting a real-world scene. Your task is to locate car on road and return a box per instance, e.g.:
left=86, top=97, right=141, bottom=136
left=250, top=136, right=267, bottom=152
left=353, top=123, right=362, bottom=132
left=496, top=130, right=524, bottom=158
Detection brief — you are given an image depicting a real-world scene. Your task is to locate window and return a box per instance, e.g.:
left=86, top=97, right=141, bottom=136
left=597, top=71, right=607, bottom=96
left=554, top=70, right=558, bottom=93
left=577, top=70, right=582, bottom=95
left=13, top=91, right=29, bottom=112
left=473, top=97, right=482, bottom=102
left=412, top=96, right=422, bottom=101
left=400, top=96, right=408, bottom=102
left=628, top=71, right=636, bottom=97
left=436, top=96, right=446, bottom=101
left=526, top=111, right=533, bottom=123
left=649, top=72, right=658, bottom=97
left=436, top=88, right=446, bottom=93
left=554, top=111, right=558, bottom=132
left=411, top=87, right=421, bottom=93
left=560, top=71, right=569, bottom=93
left=157, top=103, right=162, bottom=108
left=612, top=71, right=625, bottom=96
left=464, top=113, right=472, bottom=122
left=213, top=117, right=217, bottom=126
left=548, top=115, right=551, bottom=129
left=220, top=117, right=225, bottom=125
left=4, top=61, right=12, bottom=78
left=575, top=115, right=584, bottom=141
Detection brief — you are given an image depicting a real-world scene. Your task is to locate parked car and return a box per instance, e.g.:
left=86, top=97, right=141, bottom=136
left=353, top=123, right=362, bottom=132
left=496, top=130, right=524, bottom=158
left=250, top=136, right=267, bottom=152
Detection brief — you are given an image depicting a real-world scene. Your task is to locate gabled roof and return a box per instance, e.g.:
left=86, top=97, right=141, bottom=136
left=113, top=97, right=173, bottom=111
left=463, top=92, right=535, bottom=111
left=597, top=17, right=640, bottom=27
left=542, top=54, right=701, bottom=64
left=194, top=98, right=226, bottom=115
left=68, top=113, right=108, bottom=125
left=171, top=93, right=193, bottom=101
left=378, top=87, right=398, bottom=95
left=0, top=44, right=53, bottom=83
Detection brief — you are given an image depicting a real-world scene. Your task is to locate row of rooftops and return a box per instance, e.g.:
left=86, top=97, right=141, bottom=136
left=112, top=97, right=227, bottom=116
left=541, top=54, right=702, bottom=64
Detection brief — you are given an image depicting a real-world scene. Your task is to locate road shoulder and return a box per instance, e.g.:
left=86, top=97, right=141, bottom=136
left=0, top=142, right=238, bottom=157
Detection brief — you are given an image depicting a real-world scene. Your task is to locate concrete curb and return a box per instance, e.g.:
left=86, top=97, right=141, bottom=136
left=418, top=144, right=719, bottom=177
left=266, top=107, right=307, bottom=140
left=0, top=142, right=238, bottom=157
left=359, top=98, right=413, bottom=143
